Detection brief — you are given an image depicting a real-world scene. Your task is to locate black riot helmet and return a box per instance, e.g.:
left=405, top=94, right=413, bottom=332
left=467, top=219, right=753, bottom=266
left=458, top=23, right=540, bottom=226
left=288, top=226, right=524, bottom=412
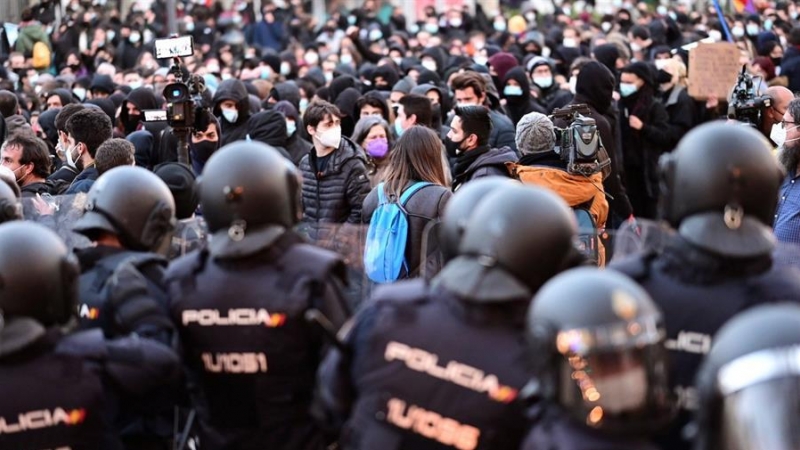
left=434, top=184, right=581, bottom=302
left=527, top=268, right=673, bottom=435
left=695, top=304, right=800, bottom=450
left=0, top=222, right=79, bottom=326
left=439, top=177, right=518, bottom=263
left=73, top=166, right=177, bottom=253
left=0, top=181, right=21, bottom=223
left=199, top=140, right=297, bottom=259
left=658, top=122, right=784, bottom=258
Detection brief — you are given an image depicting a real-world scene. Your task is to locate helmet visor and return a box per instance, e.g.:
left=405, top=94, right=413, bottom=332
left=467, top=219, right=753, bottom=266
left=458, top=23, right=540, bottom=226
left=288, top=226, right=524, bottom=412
left=720, top=377, right=800, bottom=450
left=555, top=315, right=673, bottom=434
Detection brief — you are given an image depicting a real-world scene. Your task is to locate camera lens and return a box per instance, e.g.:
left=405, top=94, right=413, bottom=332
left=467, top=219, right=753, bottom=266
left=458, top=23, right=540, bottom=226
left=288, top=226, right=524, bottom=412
left=172, top=89, right=181, bottom=97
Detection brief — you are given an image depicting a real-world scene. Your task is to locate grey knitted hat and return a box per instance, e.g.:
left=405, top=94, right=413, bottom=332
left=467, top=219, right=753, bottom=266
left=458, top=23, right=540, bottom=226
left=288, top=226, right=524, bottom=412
left=516, top=112, right=556, bottom=155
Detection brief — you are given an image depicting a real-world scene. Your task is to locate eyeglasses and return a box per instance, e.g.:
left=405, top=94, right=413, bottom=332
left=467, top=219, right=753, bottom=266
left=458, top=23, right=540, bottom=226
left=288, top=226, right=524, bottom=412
left=781, top=120, right=797, bottom=129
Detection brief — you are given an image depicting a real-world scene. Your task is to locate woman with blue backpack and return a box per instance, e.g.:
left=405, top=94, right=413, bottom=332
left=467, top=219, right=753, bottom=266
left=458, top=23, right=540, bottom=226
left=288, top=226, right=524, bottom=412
left=362, top=126, right=453, bottom=283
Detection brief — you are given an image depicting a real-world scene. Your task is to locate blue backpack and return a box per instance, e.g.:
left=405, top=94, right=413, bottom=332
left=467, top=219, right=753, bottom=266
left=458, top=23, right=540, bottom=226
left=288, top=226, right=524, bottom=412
left=364, top=181, right=432, bottom=283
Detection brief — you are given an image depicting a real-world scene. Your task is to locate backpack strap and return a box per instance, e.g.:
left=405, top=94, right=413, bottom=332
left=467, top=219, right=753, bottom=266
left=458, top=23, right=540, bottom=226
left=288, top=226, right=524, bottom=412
left=399, top=181, right=433, bottom=206
left=377, top=182, right=388, bottom=205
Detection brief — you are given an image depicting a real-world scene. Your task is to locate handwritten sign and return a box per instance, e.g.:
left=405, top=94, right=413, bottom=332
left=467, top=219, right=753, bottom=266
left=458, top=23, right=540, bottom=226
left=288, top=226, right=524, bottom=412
left=688, top=42, right=741, bottom=100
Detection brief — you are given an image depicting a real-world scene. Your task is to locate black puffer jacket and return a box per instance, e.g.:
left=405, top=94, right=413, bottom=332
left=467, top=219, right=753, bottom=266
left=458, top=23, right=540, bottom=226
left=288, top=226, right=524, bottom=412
left=362, top=182, right=452, bottom=279
left=299, top=137, right=370, bottom=224
left=212, top=79, right=251, bottom=146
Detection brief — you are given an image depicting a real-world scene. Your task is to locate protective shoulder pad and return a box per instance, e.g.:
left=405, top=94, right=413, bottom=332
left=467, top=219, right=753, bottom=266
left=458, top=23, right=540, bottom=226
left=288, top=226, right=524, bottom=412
left=281, top=243, right=347, bottom=284
left=370, top=278, right=431, bottom=306
left=607, top=252, right=653, bottom=281
left=164, top=248, right=208, bottom=282
left=98, top=250, right=166, bottom=274
left=55, top=329, right=107, bottom=361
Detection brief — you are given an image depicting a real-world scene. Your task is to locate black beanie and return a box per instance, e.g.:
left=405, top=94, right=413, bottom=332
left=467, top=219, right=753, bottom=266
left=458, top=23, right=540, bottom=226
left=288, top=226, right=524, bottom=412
left=153, top=162, right=198, bottom=220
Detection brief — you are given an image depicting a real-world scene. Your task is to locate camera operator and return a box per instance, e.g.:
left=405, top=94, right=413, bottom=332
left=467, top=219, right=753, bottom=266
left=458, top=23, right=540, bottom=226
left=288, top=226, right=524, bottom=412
left=507, top=112, right=609, bottom=265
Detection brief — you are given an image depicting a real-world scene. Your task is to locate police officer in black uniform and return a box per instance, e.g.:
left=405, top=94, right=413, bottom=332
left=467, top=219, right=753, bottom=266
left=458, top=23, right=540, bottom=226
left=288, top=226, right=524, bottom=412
left=522, top=267, right=673, bottom=450
left=438, top=176, right=517, bottom=262
left=0, top=221, right=179, bottom=450
left=165, top=141, right=350, bottom=450
left=316, top=184, right=584, bottom=450
left=72, top=165, right=177, bottom=340
left=609, top=122, right=800, bottom=450
left=72, top=166, right=178, bottom=449
left=693, top=303, right=800, bottom=450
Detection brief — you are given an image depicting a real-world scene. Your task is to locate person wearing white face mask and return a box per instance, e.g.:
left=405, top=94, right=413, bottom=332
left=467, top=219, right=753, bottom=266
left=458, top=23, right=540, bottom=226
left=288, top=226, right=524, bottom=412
left=274, top=100, right=312, bottom=166
left=618, top=61, right=670, bottom=219
left=212, top=78, right=252, bottom=146
left=759, top=86, right=794, bottom=146
left=298, top=100, right=370, bottom=225
left=526, top=57, right=572, bottom=114
left=775, top=98, right=800, bottom=244
left=63, top=109, right=113, bottom=195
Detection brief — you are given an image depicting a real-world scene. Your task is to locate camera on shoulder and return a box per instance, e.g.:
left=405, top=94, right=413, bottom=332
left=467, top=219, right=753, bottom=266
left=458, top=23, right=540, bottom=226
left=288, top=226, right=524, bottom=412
left=550, top=104, right=610, bottom=177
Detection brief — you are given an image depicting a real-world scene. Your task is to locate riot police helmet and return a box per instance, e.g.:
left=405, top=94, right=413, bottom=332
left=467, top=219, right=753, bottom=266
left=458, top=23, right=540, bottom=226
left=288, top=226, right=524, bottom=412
left=439, top=176, right=517, bottom=263
left=435, top=184, right=580, bottom=302
left=0, top=221, right=79, bottom=326
left=658, top=122, right=784, bottom=258
left=199, top=140, right=296, bottom=258
left=73, top=166, right=176, bottom=253
left=527, top=267, right=673, bottom=435
left=694, top=303, right=800, bottom=450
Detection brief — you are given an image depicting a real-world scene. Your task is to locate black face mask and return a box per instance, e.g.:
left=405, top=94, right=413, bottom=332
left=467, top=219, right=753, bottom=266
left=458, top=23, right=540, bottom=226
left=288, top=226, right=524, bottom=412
left=444, top=136, right=464, bottom=158
left=772, top=56, right=783, bottom=67
left=123, top=114, right=140, bottom=135
left=191, top=140, right=217, bottom=163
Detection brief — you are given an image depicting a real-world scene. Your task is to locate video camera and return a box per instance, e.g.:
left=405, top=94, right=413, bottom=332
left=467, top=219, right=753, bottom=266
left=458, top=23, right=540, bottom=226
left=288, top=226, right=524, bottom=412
left=727, top=64, right=771, bottom=127
left=550, top=104, right=610, bottom=177
left=141, top=36, right=206, bottom=164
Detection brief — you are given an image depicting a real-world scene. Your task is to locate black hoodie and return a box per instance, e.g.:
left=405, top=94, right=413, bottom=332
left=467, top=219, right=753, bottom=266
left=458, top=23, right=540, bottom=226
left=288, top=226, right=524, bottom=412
left=334, top=87, right=361, bottom=138
left=270, top=82, right=301, bottom=112
left=371, top=65, right=399, bottom=91
left=212, top=79, right=252, bottom=146
left=245, top=110, right=292, bottom=160
left=501, top=67, right=545, bottom=126
left=119, top=87, right=167, bottom=167
left=592, top=44, right=621, bottom=79
left=48, top=88, right=74, bottom=108
left=329, top=76, right=358, bottom=104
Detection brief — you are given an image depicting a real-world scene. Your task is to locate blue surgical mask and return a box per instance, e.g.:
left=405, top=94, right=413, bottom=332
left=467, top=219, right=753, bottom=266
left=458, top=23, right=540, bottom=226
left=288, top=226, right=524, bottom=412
left=394, top=120, right=404, bottom=137
left=532, top=76, right=553, bottom=89
left=286, top=120, right=296, bottom=136
left=503, top=85, right=523, bottom=97
left=619, top=82, right=638, bottom=97
left=299, top=98, right=309, bottom=114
